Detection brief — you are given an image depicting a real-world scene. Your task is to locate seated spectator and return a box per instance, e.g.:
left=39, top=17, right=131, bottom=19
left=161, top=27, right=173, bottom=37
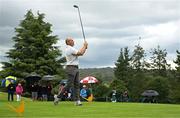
left=80, top=85, right=90, bottom=99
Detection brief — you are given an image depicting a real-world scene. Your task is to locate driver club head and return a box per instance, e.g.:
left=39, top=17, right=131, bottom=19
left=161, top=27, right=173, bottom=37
left=73, top=5, right=79, bottom=8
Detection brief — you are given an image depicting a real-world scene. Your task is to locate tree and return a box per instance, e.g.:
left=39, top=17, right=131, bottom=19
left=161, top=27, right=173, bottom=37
left=114, top=47, right=131, bottom=83
left=147, top=76, right=169, bottom=103
left=169, top=50, right=180, bottom=103
left=128, top=44, right=149, bottom=101
left=1, top=10, right=64, bottom=78
left=131, top=44, right=147, bottom=72
left=150, top=45, right=170, bottom=77
left=174, top=50, right=180, bottom=80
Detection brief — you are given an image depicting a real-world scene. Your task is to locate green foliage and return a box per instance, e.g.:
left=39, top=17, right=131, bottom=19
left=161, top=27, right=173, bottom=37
left=146, top=76, right=169, bottom=103
left=169, top=50, right=180, bottom=103
left=131, top=44, right=147, bottom=71
left=150, top=45, right=170, bottom=77
left=79, top=67, right=115, bottom=82
left=114, top=47, right=132, bottom=82
left=128, top=73, right=148, bottom=101
left=174, top=50, right=180, bottom=80
left=109, top=79, right=127, bottom=94
left=1, top=10, right=64, bottom=78
left=93, top=84, right=110, bottom=98
left=169, top=80, right=180, bottom=103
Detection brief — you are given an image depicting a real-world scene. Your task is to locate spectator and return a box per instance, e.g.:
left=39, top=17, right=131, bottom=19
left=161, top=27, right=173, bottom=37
left=37, top=83, right=42, bottom=101
left=80, top=85, right=90, bottom=99
left=123, top=90, right=129, bottom=102
left=7, top=81, right=15, bottom=101
left=16, top=83, right=23, bottom=101
left=54, top=83, right=66, bottom=105
left=47, top=83, right=52, bottom=101
left=111, top=89, right=117, bottom=102
left=30, top=82, right=39, bottom=101
left=41, top=85, right=48, bottom=101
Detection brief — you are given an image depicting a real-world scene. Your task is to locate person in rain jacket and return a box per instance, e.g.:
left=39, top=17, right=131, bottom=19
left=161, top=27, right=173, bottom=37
left=7, top=81, right=15, bottom=101
left=16, top=83, right=23, bottom=101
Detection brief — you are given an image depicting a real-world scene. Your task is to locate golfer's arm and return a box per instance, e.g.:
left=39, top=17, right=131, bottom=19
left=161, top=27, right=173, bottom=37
left=75, top=46, right=87, bottom=56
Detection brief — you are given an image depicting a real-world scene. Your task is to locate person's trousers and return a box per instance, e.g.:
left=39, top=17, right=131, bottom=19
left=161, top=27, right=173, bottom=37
left=8, top=92, right=14, bottom=101
left=65, top=66, right=80, bottom=101
left=16, top=94, right=21, bottom=101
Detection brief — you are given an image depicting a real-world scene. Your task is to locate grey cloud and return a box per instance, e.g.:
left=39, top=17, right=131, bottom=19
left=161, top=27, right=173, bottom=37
left=0, top=0, right=180, bottom=68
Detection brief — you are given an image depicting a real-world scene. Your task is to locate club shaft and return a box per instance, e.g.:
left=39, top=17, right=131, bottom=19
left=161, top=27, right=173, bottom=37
left=77, top=7, right=86, bottom=41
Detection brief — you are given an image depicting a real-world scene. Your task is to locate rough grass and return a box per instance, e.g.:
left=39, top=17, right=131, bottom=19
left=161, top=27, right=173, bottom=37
left=0, top=92, right=180, bottom=118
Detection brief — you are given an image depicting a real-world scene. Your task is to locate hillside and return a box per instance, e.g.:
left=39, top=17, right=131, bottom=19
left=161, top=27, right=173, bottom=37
left=79, top=67, right=115, bottom=82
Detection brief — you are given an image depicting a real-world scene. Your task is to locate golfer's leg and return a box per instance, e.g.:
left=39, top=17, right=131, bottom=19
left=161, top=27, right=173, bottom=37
left=74, top=69, right=80, bottom=101
left=65, top=67, right=75, bottom=100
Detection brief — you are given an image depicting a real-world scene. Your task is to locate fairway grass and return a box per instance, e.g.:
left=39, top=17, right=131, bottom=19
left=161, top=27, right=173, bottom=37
left=0, top=92, right=180, bottom=118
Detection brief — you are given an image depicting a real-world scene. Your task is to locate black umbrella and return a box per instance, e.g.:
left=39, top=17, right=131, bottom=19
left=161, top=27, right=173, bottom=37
left=60, top=79, right=68, bottom=84
left=25, top=73, right=41, bottom=80
left=141, top=90, right=159, bottom=97
left=24, top=72, right=41, bottom=92
left=42, top=75, right=55, bottom=81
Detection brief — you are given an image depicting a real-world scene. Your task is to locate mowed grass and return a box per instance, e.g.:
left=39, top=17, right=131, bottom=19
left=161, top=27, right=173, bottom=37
left=0, top=92, right=180, bottom=118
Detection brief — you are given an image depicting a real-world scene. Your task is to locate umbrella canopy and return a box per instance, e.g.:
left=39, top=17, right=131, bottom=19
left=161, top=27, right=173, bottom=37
left=24, top=73, right=41, bottom=89
left=141, top=90, right=159, bottom=97
left=80, top=76, right=98, bottom=84
left=60, top=79, right=68, bottom=84
left=5, top=76, right=17, bottom=87
left=42, top=75, right=55, bottom=81
left=25, top=73, right=41, bottom=80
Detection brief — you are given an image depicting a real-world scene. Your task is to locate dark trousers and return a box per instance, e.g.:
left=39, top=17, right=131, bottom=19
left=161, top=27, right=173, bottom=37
left=8, top=92, right=14, bottom=101
left=65, top=66, right=80, bottom=101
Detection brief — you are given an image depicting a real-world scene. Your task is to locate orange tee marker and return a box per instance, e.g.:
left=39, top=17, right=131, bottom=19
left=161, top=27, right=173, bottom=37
left=7, top=100, right=24, bottom=116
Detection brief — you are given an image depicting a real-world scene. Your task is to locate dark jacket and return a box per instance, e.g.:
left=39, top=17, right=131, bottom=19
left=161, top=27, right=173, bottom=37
left=7, top=83, right=15, bottom=93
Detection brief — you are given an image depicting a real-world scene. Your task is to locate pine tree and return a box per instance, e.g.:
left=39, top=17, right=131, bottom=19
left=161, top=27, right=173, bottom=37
left=1, top=10, right=64, bottom=78
left=150, top=45, right=170, bottom=76
left=131, top=44, right=147, bottom=72
left=174, top=50, right=180, bottom=80
left=114, top=47, right=131, bottom=82
left=169, top=50, right=180, bottom=103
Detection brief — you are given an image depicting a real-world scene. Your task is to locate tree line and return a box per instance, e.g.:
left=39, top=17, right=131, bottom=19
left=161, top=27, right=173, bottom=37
left=112, top=45, right=180, bottom=103
left=0, top=10, right=179, bottom=103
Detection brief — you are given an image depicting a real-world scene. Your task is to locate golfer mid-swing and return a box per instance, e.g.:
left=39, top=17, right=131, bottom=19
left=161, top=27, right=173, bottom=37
left=65, top=37, right=88, bottom=106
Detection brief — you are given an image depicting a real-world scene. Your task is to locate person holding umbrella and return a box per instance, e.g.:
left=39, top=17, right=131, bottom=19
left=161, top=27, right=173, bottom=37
left=7, top=80, right=16, bottom=101
left=64, top=37, right=88, bottom=106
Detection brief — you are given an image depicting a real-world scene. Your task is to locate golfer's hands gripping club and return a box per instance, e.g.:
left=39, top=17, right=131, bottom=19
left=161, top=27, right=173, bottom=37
left=84, top=40, right=88, bottom=49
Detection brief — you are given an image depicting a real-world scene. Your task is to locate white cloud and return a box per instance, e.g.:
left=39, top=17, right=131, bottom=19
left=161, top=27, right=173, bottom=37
left=0, top=0, right=180, bottom=68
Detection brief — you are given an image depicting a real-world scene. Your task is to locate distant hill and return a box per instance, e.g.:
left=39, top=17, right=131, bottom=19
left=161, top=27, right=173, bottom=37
left=79, top=67, right=115, bottom=82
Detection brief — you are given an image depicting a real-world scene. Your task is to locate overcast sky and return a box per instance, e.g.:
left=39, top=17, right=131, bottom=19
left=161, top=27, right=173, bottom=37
left=0, top=0, right=180, bottom=69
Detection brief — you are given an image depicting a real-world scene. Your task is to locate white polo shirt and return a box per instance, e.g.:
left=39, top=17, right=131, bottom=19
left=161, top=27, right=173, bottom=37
left=65, top=45, right=79, bottom=65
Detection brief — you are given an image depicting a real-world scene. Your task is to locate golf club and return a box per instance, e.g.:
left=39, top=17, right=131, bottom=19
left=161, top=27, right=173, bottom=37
left=73, top=5, right=86, bottom=41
